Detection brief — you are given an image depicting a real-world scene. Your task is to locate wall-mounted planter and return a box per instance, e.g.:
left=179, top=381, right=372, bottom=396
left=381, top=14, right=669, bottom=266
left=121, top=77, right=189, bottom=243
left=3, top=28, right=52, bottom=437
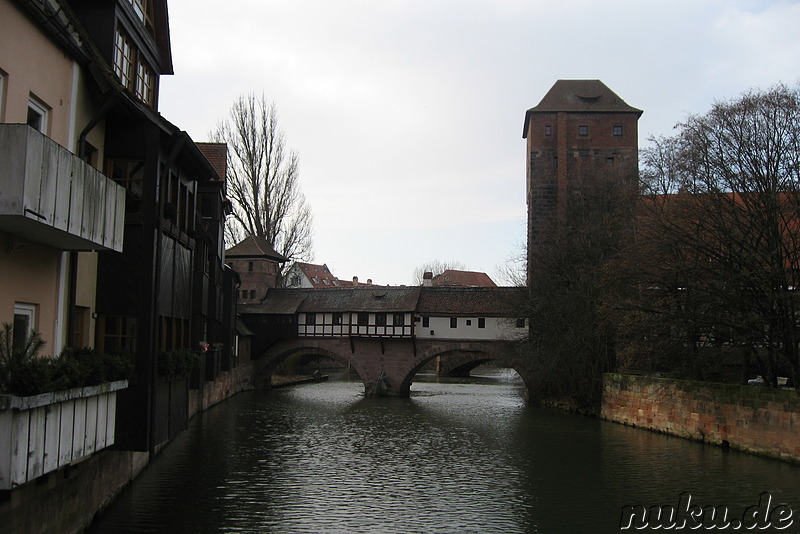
left=0, top=380, right=128, bottom=490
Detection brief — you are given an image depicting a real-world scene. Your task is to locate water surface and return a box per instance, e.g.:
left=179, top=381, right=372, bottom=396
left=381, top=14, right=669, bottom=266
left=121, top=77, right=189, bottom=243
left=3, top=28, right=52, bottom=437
left=89, top=370, right=800, bottom=533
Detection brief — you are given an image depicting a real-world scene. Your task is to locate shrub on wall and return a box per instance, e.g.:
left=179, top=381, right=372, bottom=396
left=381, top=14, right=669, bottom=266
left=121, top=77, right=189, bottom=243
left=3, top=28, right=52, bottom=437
left=157, top=349, right=201, bottom=379
left=0, top=323, right=133, bottom=396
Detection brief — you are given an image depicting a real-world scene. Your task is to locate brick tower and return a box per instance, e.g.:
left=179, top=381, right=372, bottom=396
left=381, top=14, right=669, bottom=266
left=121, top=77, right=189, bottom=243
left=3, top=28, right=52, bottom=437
left=523, top=79, right=642, bottom=282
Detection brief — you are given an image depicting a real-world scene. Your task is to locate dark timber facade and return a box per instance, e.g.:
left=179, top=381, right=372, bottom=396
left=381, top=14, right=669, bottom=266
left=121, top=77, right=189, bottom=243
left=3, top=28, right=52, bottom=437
left=523, top=80, right=642, bottom=282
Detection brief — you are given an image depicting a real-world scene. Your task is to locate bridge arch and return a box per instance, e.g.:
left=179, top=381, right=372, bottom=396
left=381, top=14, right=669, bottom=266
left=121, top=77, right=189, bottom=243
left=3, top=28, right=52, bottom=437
left=253, top=339, right=373, bottom=391
left=254, top=337, right=534, bottom=399
left=401, top=341, right=532, bottom=399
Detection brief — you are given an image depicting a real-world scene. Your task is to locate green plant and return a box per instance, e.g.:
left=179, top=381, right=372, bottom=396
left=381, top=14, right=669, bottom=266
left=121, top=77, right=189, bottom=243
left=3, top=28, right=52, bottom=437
left=157, top=349, right=200, bottom=379
left=0, top=323, right=47, bottom=394
left=0, top=323, right=134, bottom=396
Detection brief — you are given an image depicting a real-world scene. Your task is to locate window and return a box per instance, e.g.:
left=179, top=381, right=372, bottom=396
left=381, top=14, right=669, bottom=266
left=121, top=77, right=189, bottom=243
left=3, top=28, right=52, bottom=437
left=249, top=290, right=256, bottom=299
left=13, top=303, right=36, bottom=352
left=450, top=317, right=457, bottom=329
left=375, top=313, right=387, bottom=326
left=73, top=306, right=89, bottom=348
left=466, top=319, right=472, bottom=326
left=113, top=28, right=136, bottom=91
left=135, top=61, right=154, bottom=106
left=613, top=125, right=623, bottom=137
left=128, top=0, right=155, bottom=34
left=248, top=262, right=254, bottom=272
left=516, top=318, right=526, bottom=328
left=578, top=125, right=588, bottom=137
left=393, top=314, right=405, bottom=326
left=357, top=312, right=369, bottom=326
left=306, top=313, right=316, bottom=325
left=333, top=313, right=343, bottom=325
left=27, top=95, right=49, bottom=133
left=422, top=317, right=430, bottom=328
left=107, top=159, right=145, bottom=198
left=606, top=157, right=615, bottom=165
left=99, top=315, right=137, bottom=353
left=114, top=25, right=156, bottom=107
left=545, top=125, right=552, bottom=136
left=478, top=318, right=486, bottom=329
left=0, top=70, right=7, bottom=121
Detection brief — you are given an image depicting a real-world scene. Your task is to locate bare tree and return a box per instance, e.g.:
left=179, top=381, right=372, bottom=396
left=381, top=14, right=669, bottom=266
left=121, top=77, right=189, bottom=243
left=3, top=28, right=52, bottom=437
left=412, top=260, right=466, bottom=285
left=617, top=83, right=800, bottom=386
left=213, top=93, right=313, bottom=267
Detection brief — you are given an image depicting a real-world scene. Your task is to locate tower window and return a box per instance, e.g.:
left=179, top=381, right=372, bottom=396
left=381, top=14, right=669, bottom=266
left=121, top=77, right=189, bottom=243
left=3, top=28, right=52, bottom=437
left=544, top=125, right=552, bottom=136
left=606, top=157, right=615, bottom=165
left=578, top=125, right=588, bottom=137
left=613, top=125, right=623, bottom=136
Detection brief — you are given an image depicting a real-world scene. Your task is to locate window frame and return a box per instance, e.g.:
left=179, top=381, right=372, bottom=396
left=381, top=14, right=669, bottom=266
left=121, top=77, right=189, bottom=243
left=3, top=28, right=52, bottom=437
left=27, top=95, right=49, bottom=134
left=578, top=125, right=589, bottom=137
left=13, top=303, right=37, bottom=351
left=450, top=317, right=457, bottom=329
left=0, top=69, right=7, bottom=122
left=613, top=125, right=623, bottom=137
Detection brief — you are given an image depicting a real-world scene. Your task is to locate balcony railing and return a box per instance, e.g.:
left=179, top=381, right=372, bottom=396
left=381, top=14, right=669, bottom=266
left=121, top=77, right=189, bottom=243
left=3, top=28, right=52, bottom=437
left=0, top=380, right=127, bottom=490
left=0, top=124, right=124, bottom=251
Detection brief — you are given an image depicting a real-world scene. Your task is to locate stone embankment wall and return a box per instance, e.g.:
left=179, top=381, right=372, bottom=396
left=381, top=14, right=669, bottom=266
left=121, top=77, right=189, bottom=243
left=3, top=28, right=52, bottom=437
left=189, top=362, right=254, bottom=418
left=601, top=373, right=800, bottom=462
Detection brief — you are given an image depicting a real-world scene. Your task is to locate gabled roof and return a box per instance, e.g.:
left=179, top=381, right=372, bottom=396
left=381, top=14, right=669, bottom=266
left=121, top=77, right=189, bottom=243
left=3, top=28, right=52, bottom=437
left=432, top=270, right=496, bottom=287
left=417, top=287, right=525, bottom=316
left=225, top=235, right=286, bottom=262
left=290, top=262, right=339, bottom=287
left=196, top=143, right=227, bottom=182
left=240, top=286, right=526, bottom=317
left=241, top=287, right=421, bottom=314
left=298, top=287, right=420, bottom=313
left=523, top=79, right=643, bottom=137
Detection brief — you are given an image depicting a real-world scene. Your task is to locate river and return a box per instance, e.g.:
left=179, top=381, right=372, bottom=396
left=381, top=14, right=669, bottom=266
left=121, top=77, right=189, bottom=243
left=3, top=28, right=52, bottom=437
left=88, top=370, right=800, bottom=533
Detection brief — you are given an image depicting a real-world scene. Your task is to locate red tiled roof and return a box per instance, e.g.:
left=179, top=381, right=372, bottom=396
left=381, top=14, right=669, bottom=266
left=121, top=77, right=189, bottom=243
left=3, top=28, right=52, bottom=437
left=196, top=142, right=227, bottom=181
left=432, top=270, right=496, bottom=287
left=417, top=287, right=524, bottom=316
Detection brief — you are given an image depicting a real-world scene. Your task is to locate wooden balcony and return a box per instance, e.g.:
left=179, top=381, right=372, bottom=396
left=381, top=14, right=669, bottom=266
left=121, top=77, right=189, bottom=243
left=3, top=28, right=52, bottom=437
left=0, top=124, right=124, bottom=252
left=0, top=380, right=127, bottom=490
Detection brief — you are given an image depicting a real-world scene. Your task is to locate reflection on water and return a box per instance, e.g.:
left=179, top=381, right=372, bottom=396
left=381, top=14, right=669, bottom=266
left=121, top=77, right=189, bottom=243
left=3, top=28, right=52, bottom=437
left=89, top=369, right=800, bottom=533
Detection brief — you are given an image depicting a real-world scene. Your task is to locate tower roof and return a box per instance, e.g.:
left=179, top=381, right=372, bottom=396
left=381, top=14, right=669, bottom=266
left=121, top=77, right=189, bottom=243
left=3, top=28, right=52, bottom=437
left=523, top=79, right=642, bottom=137
left=225, top=235, right=286, bottom=262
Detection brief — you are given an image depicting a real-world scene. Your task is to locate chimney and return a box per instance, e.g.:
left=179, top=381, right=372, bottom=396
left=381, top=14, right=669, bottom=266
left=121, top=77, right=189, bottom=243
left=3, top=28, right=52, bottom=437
left=367, top=279, right=372, bottom=285
left=422, top=271, right=433, bottom=287
left=353, top=276, right=359, bottom=286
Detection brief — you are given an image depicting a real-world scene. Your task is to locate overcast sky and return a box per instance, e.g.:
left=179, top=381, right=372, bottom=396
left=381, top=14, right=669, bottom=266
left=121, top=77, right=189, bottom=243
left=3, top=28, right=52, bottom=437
left=159, top=0, right=800, bottom=286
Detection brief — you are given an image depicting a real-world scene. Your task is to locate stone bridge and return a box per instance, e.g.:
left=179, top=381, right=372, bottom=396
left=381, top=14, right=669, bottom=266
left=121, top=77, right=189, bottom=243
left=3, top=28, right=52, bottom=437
left=253, top=336, right=534, bottom=397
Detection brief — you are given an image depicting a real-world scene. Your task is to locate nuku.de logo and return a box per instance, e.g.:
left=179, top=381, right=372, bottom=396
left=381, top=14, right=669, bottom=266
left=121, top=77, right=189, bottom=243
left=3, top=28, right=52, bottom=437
left=620, top=492, right=793, bottom=530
